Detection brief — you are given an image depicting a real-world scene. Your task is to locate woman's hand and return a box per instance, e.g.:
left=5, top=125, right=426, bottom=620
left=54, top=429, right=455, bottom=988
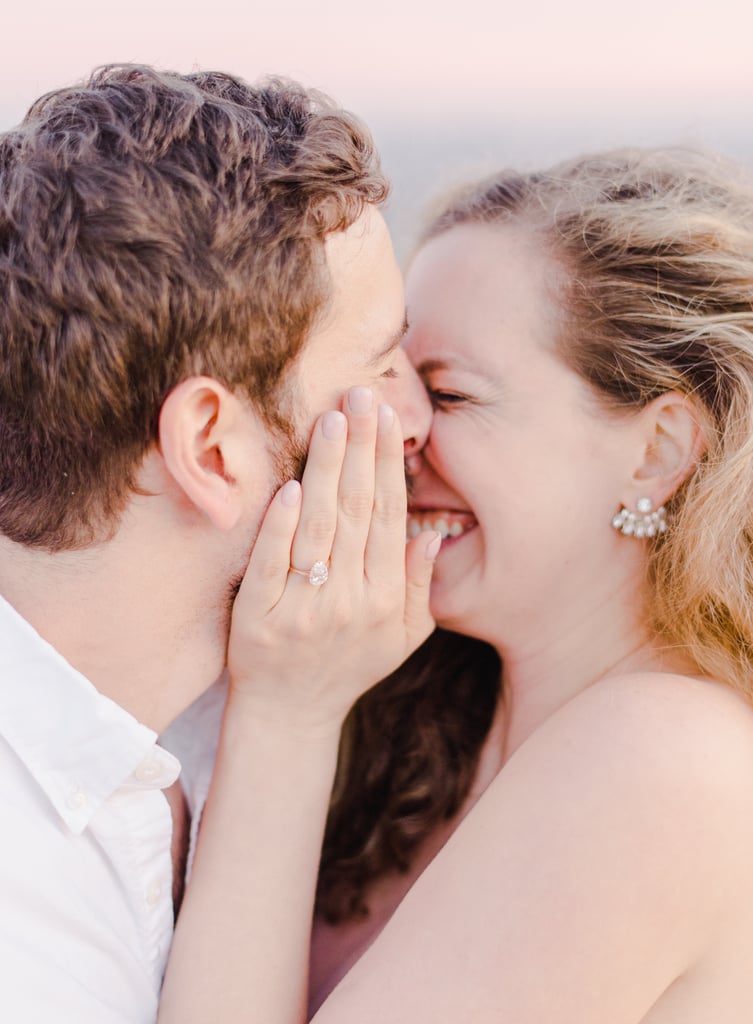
left=227, top=386, right=440, bottom=737
left=159, top=388, right=439, bottom=1024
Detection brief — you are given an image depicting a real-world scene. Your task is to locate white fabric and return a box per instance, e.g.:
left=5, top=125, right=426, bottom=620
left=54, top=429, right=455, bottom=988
left=161, top=674, right=227, bottom=876
left=0, top=593, right=181, bottom=1023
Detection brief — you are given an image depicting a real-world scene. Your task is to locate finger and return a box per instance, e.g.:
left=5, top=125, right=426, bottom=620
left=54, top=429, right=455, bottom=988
left=403, top=530, right=441, bottom=648
left=330, top=386, right=378, bottom=580
left=289, top=410, right=347, bottom=579
left=364, top=403, right=408, bottom=587
left=235, top=479, right=302, bottom=618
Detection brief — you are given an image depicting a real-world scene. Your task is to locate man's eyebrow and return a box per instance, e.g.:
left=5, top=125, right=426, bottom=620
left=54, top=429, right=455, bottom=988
left=367, top=315, right=409, bottom=367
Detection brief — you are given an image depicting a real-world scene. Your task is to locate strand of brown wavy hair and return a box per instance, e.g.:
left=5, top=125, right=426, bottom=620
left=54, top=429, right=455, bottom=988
left=315, top=628, right=501, bottom=923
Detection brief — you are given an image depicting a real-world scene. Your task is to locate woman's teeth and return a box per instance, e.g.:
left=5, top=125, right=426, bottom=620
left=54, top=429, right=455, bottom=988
left=406, top=513, right=473, bottom=540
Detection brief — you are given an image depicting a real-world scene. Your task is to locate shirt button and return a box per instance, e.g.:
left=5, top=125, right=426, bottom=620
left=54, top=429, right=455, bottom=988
left=145, top=880, right=162, bottom=907
left=66, top=787, right=88, bottom=810
left=134, top=757, right=162, bottom=784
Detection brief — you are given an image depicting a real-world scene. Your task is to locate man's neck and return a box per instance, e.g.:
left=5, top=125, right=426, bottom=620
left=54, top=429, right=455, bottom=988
left=0, top=525, right=230, bottom=733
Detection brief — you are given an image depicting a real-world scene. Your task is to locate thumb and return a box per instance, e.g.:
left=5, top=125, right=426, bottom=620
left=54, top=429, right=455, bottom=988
left=403, top=530, right=441, bottom=647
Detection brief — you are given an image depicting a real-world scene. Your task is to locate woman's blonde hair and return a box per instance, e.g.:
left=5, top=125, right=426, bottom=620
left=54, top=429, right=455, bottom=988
left=422, top=148, right=753, bottom=700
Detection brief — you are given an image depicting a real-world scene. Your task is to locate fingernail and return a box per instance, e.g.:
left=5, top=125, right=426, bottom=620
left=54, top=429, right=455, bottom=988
left=280, top=480, right=301, bottom=507
left=348, top=386, right=373, bottom=414
left=425, top=531, right=442, bottom=560
left=377, top=403, right=395, bottom=433
left=322, top=410, right=346, bottom=440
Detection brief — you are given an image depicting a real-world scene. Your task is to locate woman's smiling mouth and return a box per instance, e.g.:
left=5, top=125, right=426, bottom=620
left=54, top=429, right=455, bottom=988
left=406, top=510, right=477, bottom=541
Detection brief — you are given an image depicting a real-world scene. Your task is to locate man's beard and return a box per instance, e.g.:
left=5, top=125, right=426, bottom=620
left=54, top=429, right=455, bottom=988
left=405, top=460, right=417, bottom=502
left=225, top=424, right=309, bottom=608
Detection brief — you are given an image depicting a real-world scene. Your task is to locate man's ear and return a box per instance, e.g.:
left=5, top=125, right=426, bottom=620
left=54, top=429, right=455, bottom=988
left=623, top=391, right=708, bottom=508
left=158, top=376, right=247, bottom=531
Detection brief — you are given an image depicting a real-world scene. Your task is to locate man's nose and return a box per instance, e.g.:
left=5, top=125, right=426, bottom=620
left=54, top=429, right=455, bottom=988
left=382, top=348, right=432, bottom=457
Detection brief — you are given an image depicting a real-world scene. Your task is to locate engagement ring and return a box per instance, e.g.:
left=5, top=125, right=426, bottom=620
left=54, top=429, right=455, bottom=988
left=288, top=560, right=329, bottom=586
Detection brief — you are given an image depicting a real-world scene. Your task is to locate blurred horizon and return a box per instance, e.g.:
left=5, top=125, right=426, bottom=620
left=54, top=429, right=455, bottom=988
left=3, top=0, right=752, bottom=258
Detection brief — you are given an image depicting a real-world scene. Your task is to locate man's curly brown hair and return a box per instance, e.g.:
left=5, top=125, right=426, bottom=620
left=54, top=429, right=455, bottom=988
left=0, top=64, right=387, bottom=550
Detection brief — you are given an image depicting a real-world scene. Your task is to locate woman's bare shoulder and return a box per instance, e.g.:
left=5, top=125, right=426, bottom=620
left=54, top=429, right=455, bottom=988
left=317, top=673, right=753, bottom=1023
left=491, top=669, right=753, bottom=894
left=547, top=669, right=753, bottom=784
left=504, top=670, right=753, bottom=826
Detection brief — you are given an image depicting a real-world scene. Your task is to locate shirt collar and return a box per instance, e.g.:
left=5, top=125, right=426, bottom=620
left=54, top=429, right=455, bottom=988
left=0, top=593, right=180, bottom=834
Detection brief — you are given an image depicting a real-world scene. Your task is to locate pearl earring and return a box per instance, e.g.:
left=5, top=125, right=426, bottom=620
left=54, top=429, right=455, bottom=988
left=611, top=497, right=667, bottom=538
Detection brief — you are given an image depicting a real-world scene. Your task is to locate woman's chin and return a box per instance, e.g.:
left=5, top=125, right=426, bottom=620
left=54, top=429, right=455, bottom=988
left=430, top=587, right=476, bottom=637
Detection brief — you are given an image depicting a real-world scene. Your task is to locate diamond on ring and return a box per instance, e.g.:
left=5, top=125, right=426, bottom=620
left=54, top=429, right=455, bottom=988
left=307, top=560, right=329, bottom=586
left=289, top=560, right=329, bottom=586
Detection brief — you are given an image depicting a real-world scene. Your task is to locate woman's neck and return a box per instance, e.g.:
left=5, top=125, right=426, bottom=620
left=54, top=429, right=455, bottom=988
left=490, top=580, right=689, bottom=763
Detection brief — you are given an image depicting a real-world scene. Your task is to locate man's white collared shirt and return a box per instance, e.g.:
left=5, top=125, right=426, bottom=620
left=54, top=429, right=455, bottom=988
left=0, top=593, right=181, bottom=1023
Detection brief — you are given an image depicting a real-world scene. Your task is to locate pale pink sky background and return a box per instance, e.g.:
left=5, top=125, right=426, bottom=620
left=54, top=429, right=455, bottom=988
left=3, top=0, right=751, bottom=122
left=4, top=0, right=752, bottom=252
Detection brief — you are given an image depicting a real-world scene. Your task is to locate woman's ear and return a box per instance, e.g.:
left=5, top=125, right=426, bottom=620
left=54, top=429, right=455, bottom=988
left=158, top=377, right=247, bottom=531
left=627, top=391, right=708, bottom=506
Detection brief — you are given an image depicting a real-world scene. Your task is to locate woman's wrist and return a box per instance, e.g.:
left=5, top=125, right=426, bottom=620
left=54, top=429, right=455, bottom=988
left=222, top=682, right=346, bottom=757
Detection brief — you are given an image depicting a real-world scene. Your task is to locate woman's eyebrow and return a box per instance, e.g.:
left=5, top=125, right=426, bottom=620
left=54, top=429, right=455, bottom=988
left=416, top=355, right=477, bottom=375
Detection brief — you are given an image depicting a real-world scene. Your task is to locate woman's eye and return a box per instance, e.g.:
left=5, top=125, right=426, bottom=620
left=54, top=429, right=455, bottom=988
left=428, top=389, right=468, bottom=408
left=381, top=366, right=399, bottom=380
